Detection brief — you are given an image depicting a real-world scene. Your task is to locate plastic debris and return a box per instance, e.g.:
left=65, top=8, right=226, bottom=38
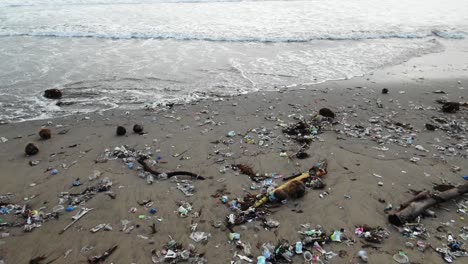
left=190, top=232, right=210, bottom=242
left=358, top=250, right=368, bottom=262
left=393, top=251, right=409, bottom=264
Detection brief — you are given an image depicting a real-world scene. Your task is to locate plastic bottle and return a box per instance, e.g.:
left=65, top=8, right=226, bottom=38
left=257, top=256, right=266, bottom=264
left=262, top=244, right=272, bottom=259
left=295, top=241, right=303, bottom=254
left=358, top=250, right=368, bottom=263
left=228, top=233, right=240, bottom=241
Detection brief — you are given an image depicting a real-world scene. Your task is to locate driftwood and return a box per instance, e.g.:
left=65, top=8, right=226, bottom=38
left=88, top=245, right=118, bottom=263
left=388, top=183, right=468, bottom=226
left=138, top=157, right=205, bottom=180
left=29, top=255, right=59, bottom=264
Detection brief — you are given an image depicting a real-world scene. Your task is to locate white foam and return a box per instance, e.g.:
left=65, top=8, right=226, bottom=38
left=0, top=0, right=467, bottom=42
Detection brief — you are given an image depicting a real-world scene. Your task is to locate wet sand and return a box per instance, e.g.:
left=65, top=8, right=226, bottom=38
left=0, top=44, right=467, bottom=264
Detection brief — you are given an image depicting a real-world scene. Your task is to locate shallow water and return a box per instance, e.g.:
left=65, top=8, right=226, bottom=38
left=0, top=0, right=467, bottom=121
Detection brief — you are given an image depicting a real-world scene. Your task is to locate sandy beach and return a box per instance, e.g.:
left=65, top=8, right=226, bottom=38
left=0, top=42, right=467, bottom=264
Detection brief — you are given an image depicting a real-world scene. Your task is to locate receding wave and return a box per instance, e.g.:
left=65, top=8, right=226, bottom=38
left=1, top=0, right=242, bottom=7
left=0, top=29, right=466, bottom=42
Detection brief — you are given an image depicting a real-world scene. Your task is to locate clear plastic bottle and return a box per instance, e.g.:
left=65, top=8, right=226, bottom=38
left=358, top=250, right=368, bottom=262
left=257, top=256, right=266, bottom=264
left=295, top=241, right=303, bottom=254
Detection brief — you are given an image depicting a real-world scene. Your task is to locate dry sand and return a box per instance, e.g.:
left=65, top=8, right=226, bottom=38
left=0, top=42, right=467, bottom=264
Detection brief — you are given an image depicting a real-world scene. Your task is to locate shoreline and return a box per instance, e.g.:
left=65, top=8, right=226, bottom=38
left=1, top=37, right=465, bottom=124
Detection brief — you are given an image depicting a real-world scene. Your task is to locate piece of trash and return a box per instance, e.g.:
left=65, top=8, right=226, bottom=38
left=178, top=202, right=192, bottom=217
left=313, top=241, right=326, bottom=254
left=264, top=219, right=280, bottom=228
left=29, top=160, right=40, bottom=166
left=378, top=181, right=384, bottom=186
left=415, top=145, right=429, bottom=152
left=72, top=178, right=81, bottom=186
left=405, top=242, right=414, bottom=248
left=0, top=137, right=8, bottom=143
left=190, top=231, right=210, bottom=242
left=295, top=241, right=303, bottom=254
left=237, top=254, right=253, bottom=263
left=373, top=146, right=389, bottom=151
left=228, top=233, right=241, bottom=241
left=227, top=131, right=236, bottom=137
left=52, top=205, right=64, bottom=213
left=90, top=223, right=106, bottom=233
left=393, top=251, right=409, bottom=264
left=330, top=229, right=343, bottom=242
left=358, top=250, right=368, bottom=262
left=60, top=207, right=93, bottom=234
left=177, top=183, right=195, bottom=197
left=384, top=204, right=393, bottom=212
left=319, top=191, right=329, bottom=199
left=89, top=170, right=101, bottom=181
left=257, top=256, right=266, bottom=264
left=63, top=249, right=72, bottom=258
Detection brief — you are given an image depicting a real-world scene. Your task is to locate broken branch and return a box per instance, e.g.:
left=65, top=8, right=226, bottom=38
left=388, top=183, right=468, bottom=226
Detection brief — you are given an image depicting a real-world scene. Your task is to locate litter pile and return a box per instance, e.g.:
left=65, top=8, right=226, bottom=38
left=227, top=161, right=328, bottom=226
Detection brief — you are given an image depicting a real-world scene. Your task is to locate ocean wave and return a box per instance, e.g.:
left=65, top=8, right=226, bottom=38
left=0, top=30, right=466, bottom=42
left=1, top=0, right=243, bottom=8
